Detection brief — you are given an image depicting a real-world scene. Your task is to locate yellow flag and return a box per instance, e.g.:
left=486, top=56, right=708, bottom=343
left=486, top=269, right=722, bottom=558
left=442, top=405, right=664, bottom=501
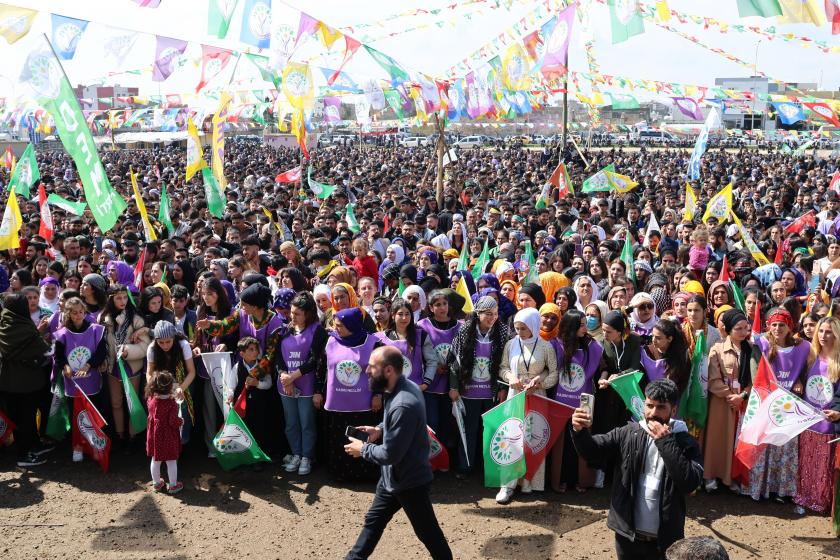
left=281, top=62, right=314, bottom=110
left=211, top=92, right=233, bottom=190
left=186, top=116, right=207, bottom=182
left=684, top=183, right=697, bottom=221
left=456, top=275, right=474, bottom=314
left=317, top=23, right=342, bottom=50
left=0, top=5, right=37, bottom=44
left=731, top=211, right=770, bottom=266
left=701, top=183, right=733, bottom=225
left=502, top=43, right=530, bottom=91
left=655, top=0, right=671, bottom=21
left=778, top=0, right=827, bottom=25
left=130, top=167, right=156, bottom=242
left=604, top=171, right=638, bottom=194
left=0, top=186, right=22, bottom=250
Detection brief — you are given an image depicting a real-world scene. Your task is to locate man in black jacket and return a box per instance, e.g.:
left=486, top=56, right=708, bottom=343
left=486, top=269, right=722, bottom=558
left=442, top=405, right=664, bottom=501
left=571, top=378, right=703, bottom=560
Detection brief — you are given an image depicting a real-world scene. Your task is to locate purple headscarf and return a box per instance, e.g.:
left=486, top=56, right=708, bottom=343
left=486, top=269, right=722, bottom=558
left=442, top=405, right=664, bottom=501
left=330, top=307, right=367, bottom=347
left=106, top=261, right=138, bottom=293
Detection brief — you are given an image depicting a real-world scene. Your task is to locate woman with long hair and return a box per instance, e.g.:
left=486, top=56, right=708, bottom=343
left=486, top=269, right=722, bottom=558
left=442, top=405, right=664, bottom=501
left=140, top=286, right=175, bottom=330
left=278, top=266, right=309, bottom=293
left=80, top=273, right=108, bottom=316
left=378, top=298, right=437, bottom=388
left=449, top=296, right=509, bottom=477
left=681, top=296, right=721, bottom=442
left=641, top=319, right=690, bottom=393
left=586, top=257, right=609, bottom=296
left=146, top=321, right=197, bottom=443
left=172, top=260, right=197, bottom=295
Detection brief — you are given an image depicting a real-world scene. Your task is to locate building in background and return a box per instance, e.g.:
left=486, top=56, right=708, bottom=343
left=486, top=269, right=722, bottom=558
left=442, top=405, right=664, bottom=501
left=73, top=84, right=139, bottom=110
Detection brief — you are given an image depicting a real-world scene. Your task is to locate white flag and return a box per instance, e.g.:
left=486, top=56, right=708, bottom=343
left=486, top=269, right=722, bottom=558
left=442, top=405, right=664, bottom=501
left=740, top=387, right=823, bottom=447
left=643, top=212, right=660, bottom=248
left=200, top=352, right=235, bottom=413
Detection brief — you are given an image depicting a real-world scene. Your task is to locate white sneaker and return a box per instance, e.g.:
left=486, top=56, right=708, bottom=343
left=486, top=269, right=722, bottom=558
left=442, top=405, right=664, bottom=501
left=520, top=479, right=532, bottom=494
left=284, top=455, right=301, bottom=472
left=705, top=479, right=719, bottom=492
left=72, top=450, right=83, bottom=463
left=594, top=470, right=605, bottom=489
left=495, top=487, right=514, bottom=504
left=281, top=454, right=293, bottom=466
left=298, top=457, right=312, bottom=475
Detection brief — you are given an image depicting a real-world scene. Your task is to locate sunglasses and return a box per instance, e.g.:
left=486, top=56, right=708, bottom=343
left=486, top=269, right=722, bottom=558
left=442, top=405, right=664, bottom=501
left=637, top=303, right=654, bottom=311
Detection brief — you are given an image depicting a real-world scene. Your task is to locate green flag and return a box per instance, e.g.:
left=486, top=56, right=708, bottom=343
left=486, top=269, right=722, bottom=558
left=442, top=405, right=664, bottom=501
left=45, top=374, right=71, bottom=441
left=581, top=164, right=615, bottom=193
left=364, top=45, right=410, bottom=85
left=307, top=166, right=337, bottom=199
left=682, top=332, right=708, bottom=428
left=608, top=0, right=645, bottom=44
left=609, top=370, right=646, bottom=421
left=523, top=240, right=539, bottom=284
left=482, top=391, right=526, bottom=487
left=46, top=193, right=86, bottom=215
left=244, top=53, right=281, bottom=89
left=398, top=277, right=406, bottom=297
left=213, top=407, right=271, bottom=470
left=457, top=237, right=470, bottom=271
left=731, top=280, right=746, bottom=313
left=383, top=89, right=405, bottom=119
left=608, top=93, right=640, bottom=110
left=20, top=36, right=126, bottom=232
left=158, top=182, right=174, bottom=234
left=208, top=0, right=238, bottom=38
left=7, top=143, right=39, bottom=198
left=736, top=0, right=783, bottom=17
left=621, top=232, right=636, bottom=286
left=201, top=167, right=225, bottom=218
left=345, top=202, right=360, bottom=234
left=119, top=359, right=147, bottom=434
left=471, top=238, right=490, bottom=281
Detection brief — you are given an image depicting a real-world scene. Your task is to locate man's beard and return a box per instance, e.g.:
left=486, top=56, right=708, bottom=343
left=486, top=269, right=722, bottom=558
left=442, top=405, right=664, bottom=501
left=123, top=253, right=137, bottom=265
left=369, top=374, right=387, bottom=393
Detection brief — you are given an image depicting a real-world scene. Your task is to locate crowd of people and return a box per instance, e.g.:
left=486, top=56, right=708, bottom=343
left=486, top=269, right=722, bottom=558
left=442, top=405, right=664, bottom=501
left=0, top=135, right=839, bottom=552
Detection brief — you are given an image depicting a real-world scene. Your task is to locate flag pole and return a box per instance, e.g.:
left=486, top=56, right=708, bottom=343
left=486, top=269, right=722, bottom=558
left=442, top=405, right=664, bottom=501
left=69, top=376, right=108, bottom=426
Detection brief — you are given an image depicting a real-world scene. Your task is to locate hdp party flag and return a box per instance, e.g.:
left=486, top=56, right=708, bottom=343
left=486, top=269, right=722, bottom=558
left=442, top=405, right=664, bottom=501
left=803, top=102, right=840, bottom=127
left=7, top=143, right=38, bottom=198
left=682, top=331, right=708, bottom=428
left=608, top=93, right=640, bottom=110
left=608, top=0, right=644, bottom=43
left=0, top=186, right=22, bottom=251
left=581, top=164, right=615, bottom=193
left=609, top=370, right=646, bottom=421
left=772, top=102, right=806, bottom=125
left=0, top=4, right=37, bottom=44
left=213, top=407, right=271, bottom=470
left=621, top=232, right=636, bottom=286
left=245, top=53, right=281, bottom=89
left=548, top=162, right=574, bottom=200
left=46, top=375, right=71, bottom=441
left=0, top=408, right=16, bottom=445
left=672, top=97, right=703, bottom=120
left=118, top=359, right=147, bottom=434
left=345, top=202, right=360, bottom=234
left=482, top=391, right=526, bottom=487
left=684, top=183, right=698, bottom=221
left=131, top=167, right=156, bottom=242
left=208, top=0, right=238, bottom=39
left=196, top=45, right=233, bottom=92
left=20, top=37, right=126, bottom=232
left=211, top=92, right=233, bottom=190
left=275, top=166, right=301, bottom=183
left=38, top=183, right=53, bottom=242
left=523, top=394, right=573, bottom=481
left=777, top=0, right=827, bottom=24
left=51, top=14, right=88, bottom=60
left=186, top=116, right=207, bottom=182
left=364, top=45, right=410, bottom=85
left=605, top=170, right=638, bottom=194
left=471, top=238, right=490, bottom=281
left=731, top=210, right=769, bottom=266
left=200, top=352, right=234, bottom=411
left=71, top=381, right=111, bottom=472
left=307, top=166, right=337, bottom=199
left=701, top=183, right=733, bottom=225
left=523, top=240, right=539, bottom=284
left=428, top=426, right=449, bottom=471
left=158, top=182, right=174, bottom=234
left=540, top=4, right=575, bottom=79
left=152, top=35, right=187, bottom=82
left=688, top=108, right=721, bottom=180
left=202, top=167, right=225, bottom=218
left=240, top=0, right=272, bottom=48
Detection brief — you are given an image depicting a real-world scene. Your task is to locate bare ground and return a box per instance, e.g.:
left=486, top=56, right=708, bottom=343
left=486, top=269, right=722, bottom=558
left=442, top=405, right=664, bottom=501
left=1, top=444, right=839, bottom=560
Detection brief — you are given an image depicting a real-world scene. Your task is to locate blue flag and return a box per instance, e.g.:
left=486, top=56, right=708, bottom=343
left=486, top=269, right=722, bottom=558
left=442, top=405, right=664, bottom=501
left=772, top=102, right=806, bottom=125
left=240, top=0, right=272, bottom=48
left=688, top=108, right=721, bottom=180
left=448, top=79, right=465, bottom=121
left=319, top=67, right=360, bottom=92
left=51, top=14, right=89, bottom=60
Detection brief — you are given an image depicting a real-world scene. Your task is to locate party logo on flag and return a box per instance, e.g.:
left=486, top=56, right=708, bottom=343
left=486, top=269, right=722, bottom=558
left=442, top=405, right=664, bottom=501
left=489, top=417, right=525, bottom=466
left=631, top=395, right=645, bottom=419
left=767, top=392, right=819, bottom=429
left=615, top=0, right=638, bottom=23
left=77, top=409, right=107, bottom=451
left=215, top=423, right=252, bottom=453
left=524, top=410, right=550, bottom=455
left=805, top=375, right=833, bottom=407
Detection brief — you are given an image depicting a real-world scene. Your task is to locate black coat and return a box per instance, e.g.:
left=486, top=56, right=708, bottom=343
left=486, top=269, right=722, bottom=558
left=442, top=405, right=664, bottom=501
left=0, top=307, right=50, bottom=394
left=572, top=421, right=703, bottom=551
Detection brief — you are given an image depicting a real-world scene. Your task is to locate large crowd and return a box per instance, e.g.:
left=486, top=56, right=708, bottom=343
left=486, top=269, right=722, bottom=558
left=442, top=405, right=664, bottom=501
left=1, top=135, right=839, bottom=549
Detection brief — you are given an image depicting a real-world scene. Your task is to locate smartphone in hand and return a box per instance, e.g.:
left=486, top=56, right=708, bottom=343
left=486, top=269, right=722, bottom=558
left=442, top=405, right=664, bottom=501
left=579, top=393, right=594, bottom=418
left=345, top=426, right=369, bottom=442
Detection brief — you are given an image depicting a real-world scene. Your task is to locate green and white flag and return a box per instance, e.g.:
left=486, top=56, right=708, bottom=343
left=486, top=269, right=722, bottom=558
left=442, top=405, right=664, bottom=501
left=682, top=332, right=708, bottom=429
left=20, top=35, right=126, bottom=232
left=471, top=237, right=490, bottom=281
left=244, top=53, right=281, bottom=89
left=201, top=167, right=225, bottom=218
left=119, top=359, right=147, bottom=434
left=621, top=231, right=636, bottom=286
left=213, top=407, right=271, bottom=471
left=608, top=370, right=646, bottom=421
left=158, top=182, right=174, bottom=234
left=345, top=202, right=360, bottom=234
left=7, top=143, right=39, bottom=198
left=736, top=0, right=783, bottom=17
left=608, top=93, right=640, bottom=110
left=307, top=166, right=337, bottom=199
left=47, top=193, right=86, bottom=216
left=208, top=0, right=239, bottom=38
left=581, top=164, right=615, bottom=193
left=45, top=374, right=71, bottom=440
left=608, top=0, right=645, bottom=44
left=482, top=391, right=526, bottom=487
left=457, top=236, right=470, bottom=271
left=523, top=240, right=539, bottom=284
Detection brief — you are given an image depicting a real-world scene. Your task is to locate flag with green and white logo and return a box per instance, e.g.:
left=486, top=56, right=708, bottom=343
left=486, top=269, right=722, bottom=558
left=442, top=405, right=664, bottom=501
left=581, top=164, right=615, bottom=193
left=609, top=370, right=646, bottom=421
left=523, top=240, right=539, bottom=284
left=158, top=182, right=174, bottom=234
left=307, top=166, right=337, bottom=200
left=7, top=143, right=39, bottom=198
left=213, top=407, right=271, bottom=470
left=47, top=193, right=86, bottom=216
left=345, top=202, right=360, bottom=234
left=482, top=391, right=526, bottom=487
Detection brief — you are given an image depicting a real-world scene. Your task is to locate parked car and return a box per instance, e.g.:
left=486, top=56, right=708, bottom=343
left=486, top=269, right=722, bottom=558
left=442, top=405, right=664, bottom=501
left=453, top=135, right=484, bottom=148
left=399, top=136, right=428, bottom=147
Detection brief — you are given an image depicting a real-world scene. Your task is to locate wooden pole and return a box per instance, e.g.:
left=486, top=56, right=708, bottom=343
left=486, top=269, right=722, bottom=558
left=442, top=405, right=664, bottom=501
left=433, top=113, right=446, bottom=208
left=561, top=82, right=568, bottom=149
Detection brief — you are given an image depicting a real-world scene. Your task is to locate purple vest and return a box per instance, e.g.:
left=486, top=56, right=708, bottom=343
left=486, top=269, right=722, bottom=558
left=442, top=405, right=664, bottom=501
left=195, top=313, right=219, bottom=380
left=417, top=318, right=460, bottom=394
left=462, top=339, right=493, bottom=399
left=57, top=323, right=105, bottom=398
left=239, top=309, right=285, bottom=352
left=325, top=335, right=376, bottom=412
left=757, top=337, right=810, bottom=390
left=804, top=358, right=836, bottom=434
left=554, top=340, right=604, bottom=408
left=280, top=322, right=318, bottom=397
left=375, top=331, right=424, bottom=386
left=640, top=348, right=666, bottom=383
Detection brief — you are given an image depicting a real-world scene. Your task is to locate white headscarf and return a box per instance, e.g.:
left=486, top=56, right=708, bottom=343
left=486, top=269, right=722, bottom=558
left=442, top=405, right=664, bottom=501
left=402, top=285, right=426, bottom=322
left=387, top=244, right=405, bottom=266
left=573, top=275, right=600, bottom=311
left=313, top=284, right=331, bottom=320
left=629, top=292, right=658, bottom=336
left=509, top=308, right=542, bottom=377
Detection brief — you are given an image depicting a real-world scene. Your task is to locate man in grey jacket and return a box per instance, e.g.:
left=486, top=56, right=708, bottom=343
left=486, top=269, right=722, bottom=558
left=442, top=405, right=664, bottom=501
left=344, top=346, right=452, bottom=560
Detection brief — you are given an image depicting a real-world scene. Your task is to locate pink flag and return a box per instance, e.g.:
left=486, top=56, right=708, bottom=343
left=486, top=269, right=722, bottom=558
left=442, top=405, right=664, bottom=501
left=196, top=45, right=234, bottom=92
left=153, top=35, right=188, bottom=82
left=295, top=13, right=319, bottom=44
left=540, top=4, right=575, bottom=80
left=328, top=36, right=361, bottom=85
left=322, top=97, right=342, bottom=122
left=465, top=71, right=480, bottom=119
left=672, top=97, right=704, bottom=120
left=132, top=0, right=162, bottom=6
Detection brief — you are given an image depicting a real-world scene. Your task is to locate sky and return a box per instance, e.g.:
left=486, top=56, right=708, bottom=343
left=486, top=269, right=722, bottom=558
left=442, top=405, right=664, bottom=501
left=0, top=0, right=837, bottom=106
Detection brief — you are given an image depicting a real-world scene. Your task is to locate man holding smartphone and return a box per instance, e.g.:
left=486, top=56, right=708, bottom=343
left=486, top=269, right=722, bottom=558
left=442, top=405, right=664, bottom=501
left=571, top=379, right=703, bottom=560
left=344, top=346, right=452, bottom=560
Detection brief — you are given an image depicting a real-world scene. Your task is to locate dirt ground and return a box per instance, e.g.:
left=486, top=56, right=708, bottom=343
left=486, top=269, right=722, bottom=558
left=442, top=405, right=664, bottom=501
left=1, top=443, right=839, bottom=560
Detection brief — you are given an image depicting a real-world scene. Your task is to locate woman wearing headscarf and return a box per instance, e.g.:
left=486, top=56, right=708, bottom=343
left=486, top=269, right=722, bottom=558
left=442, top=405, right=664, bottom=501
left=539, top=271, right=569, bottom=307
left=39, top=277, right=61, bottom=314
left=682, top=295, right=721, bottom=443
left=584, top=300, right=609, bottom=343
left=477, top=273, right=501, bottom=293
left=402, top=285, right=427, bottom=323
left=706, top=280, right=734, bottom=326
left=473, top=288, right=517, bottom=324
left=781, top=267, right=807, bottom=298
left=153, top=281, right=173, bottom=310
left=326, top=265, right=354, bottom=288
left=550, top=309, right=606, bottom=494
left=105, top=261, right=140, bottom=296
left=743, top=307, right=809, bottom=502
left=495, top=308, right=558, bottom=504
left=628, top=292, right=658, bottom=342
left=500, top=279, right=518, bottom=305
left=669, top=292, right=692, bottom=324
left=516, top=282, right=546, bottom=310
left=704, top=309, right=760, bottom=492
left=573, top=276, right=599, bottom=311
left=0, top=294, right=50, bottom=467
left=377, top=244, right=406, bottom=288
left=315, top=307, right=382, bottom=481
left=449, top=296, right=510, bottom=477
left=327, top=282, right=377, bottom=333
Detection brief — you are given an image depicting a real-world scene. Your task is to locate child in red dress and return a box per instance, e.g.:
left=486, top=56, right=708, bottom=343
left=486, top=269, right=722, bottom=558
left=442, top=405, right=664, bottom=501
left=146, top=370, right=184, bottom=494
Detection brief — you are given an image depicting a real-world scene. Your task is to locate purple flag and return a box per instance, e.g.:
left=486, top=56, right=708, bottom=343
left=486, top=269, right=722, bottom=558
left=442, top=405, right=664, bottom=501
left=540, top=4, right=576, bottom=79
left=295, top=13, right=319, bottom=44
left=153, top=36, right=188, bottom=82
left=672, top=97, right=703, bottom=120
left=323, top=97, right=341, bottom=122
left=465, top=71, right=480, bottom=119
left=132, top=0, right=162, bottom=6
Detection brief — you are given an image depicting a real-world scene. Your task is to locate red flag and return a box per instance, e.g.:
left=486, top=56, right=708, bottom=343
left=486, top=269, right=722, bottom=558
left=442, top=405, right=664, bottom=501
left=427, top=426, right=449, bottom=471
left=383, top=213, right=390, bottom=236
left=784, top=210, right=816, bottom=235
left=275, top=166, right=302, bottom=183
left=720, top=255, right=731, bottom=282
left=773, top=241, right=783, bottom=266
left=196, top=45, right=234, bottom=93
left=803, top=101, right=840, bottom=127
left=3, top=145, right=13, bottom=169
left=328, top=36, right=362, bottom=85
left=71, top=386, right=111, bottom=473
left=830, top=170, right=840, bottom=195
left=524, top=394, right=574, bottom=481
left=827, top=0, right=840, bottom=34
left=0, top=408, right=16, bottom=445
left=38, top=183, right=53, bottom=242
left=133, top=247, right=147, bottom=292
left=731, top=357, right=777, bottom=484
left=233, top=386, right=249, bottom=418
left=752, top=298, right=762, bottom=337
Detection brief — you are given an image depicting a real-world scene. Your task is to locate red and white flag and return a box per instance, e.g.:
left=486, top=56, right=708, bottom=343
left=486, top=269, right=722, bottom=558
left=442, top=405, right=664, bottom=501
left=524, top=394, right=574, bottom=480
left=830, top=170, right=840, bottom=195
left=38, top=183, right=53, bottom=242
left=133, top=247, right=147, bottom=292
left=275, top=166, right=301, bottom=183
left=71, top=382, right=111, bottom=473
left=784, top=210, right=816, bottom=235
left=428, top=426, right=449, bottom=471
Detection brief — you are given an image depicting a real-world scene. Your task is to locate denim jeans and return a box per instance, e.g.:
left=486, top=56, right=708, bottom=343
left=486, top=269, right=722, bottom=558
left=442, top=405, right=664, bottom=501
left=280, top=394, right=316, bottom=459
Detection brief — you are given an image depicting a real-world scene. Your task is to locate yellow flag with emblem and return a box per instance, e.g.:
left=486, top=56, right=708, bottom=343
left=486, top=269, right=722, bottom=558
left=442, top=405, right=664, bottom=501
left=684, top=183, right=697, bottom=221
left=730, top=211, right=769, bottom=266
left=0, top=186, right=22, bottom=250
left=186, top=116, right=207, bottom=182
left=701, top=183, right=733, bottom=225
left=130, top=167, right=156, bottom=242
left=211, top=92, right=233, bottom=190
left=604, top=170, right=638, bottom=194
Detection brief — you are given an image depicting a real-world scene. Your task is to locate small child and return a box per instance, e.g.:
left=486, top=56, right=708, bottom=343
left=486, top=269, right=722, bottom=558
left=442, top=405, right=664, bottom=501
left=228, top=337, right=272, bottom=465
left=688, top=227, right=711, bottom=273
left=146, top=370, right=184, bottom=494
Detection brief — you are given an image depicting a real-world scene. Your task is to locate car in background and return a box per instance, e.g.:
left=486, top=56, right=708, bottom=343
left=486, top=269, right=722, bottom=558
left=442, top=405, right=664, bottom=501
left=399, top=136, right=429, bottom=147
left=453, top=135, right=485, bottom=148
left=631, top=130, right=676, bottom=144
